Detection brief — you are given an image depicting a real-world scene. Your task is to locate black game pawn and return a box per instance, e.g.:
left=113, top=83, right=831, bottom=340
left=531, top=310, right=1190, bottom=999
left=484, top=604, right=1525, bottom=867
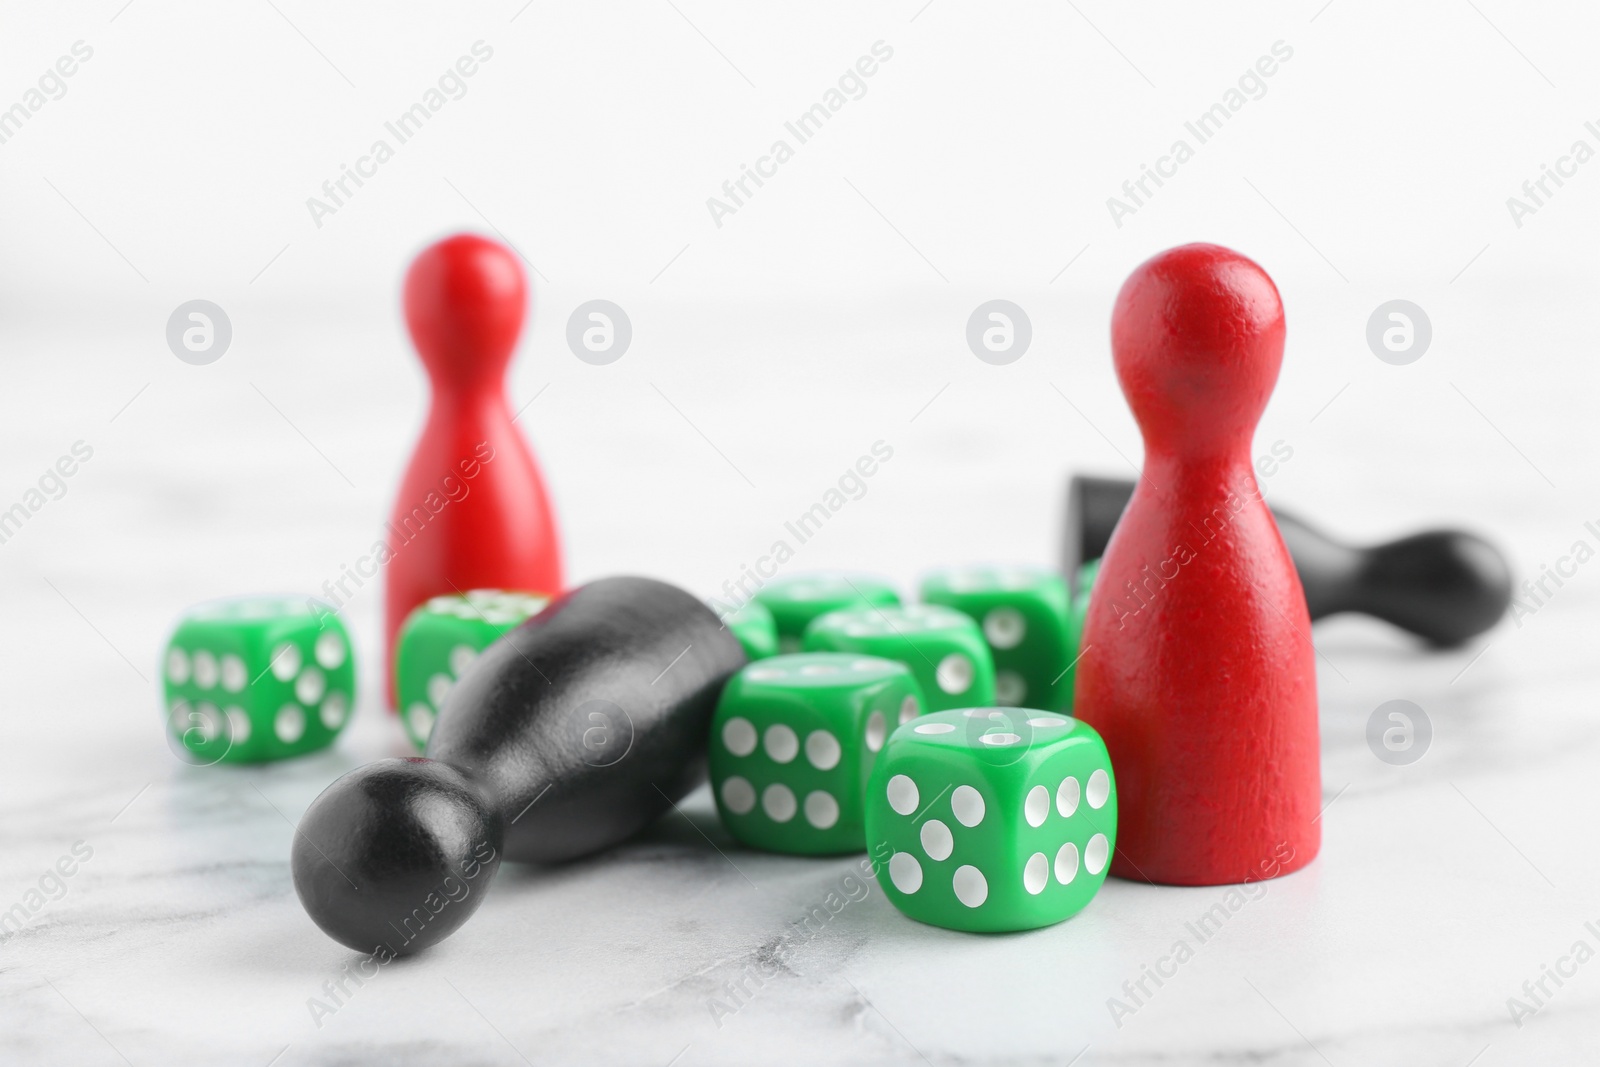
left=292, top=576, right=746, bottom=955
left=1064, top=474, right=1512, bottom=646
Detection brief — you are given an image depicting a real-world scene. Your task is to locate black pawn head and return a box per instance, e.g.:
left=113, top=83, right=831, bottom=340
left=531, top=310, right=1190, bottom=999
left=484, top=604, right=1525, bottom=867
left=291, top=758, right=503, bottom=956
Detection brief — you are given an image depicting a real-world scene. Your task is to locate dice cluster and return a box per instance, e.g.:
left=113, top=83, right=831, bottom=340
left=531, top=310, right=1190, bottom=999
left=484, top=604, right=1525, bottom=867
left=164, top=565, right=1113, bottom=941
left=707, top=570, right=1118, bottom=933
left=158, top=588, right=548, bottom=762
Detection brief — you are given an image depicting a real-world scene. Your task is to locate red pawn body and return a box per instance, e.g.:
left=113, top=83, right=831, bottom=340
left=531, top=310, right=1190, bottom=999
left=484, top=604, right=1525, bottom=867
left=1075, top=244, right=1319, bottom=885
left=384, top=234, right=563, bottom=708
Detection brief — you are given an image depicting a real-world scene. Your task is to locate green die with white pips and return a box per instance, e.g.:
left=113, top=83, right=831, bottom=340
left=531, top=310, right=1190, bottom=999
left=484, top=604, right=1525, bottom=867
left=395, top=589, right=549, bottom=749
left=865, top=707, right=1117, bottom=933
left=753, top=573, right=900, bottom=653
left=802, top=604, right=995, bottom=713
left=921, top=565, right=1075, bottom=712
left=719, top=598, right=779, bottom=660
left=711, top=653, right=926, bottom=854
left=161, top=596, right=355, bottom=764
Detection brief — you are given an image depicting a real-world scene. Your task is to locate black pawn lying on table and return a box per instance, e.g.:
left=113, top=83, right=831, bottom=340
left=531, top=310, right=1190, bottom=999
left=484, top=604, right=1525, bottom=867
left=291, top=576, right=746, bottom=956
left=1063, top=474, right=1513, bottom=647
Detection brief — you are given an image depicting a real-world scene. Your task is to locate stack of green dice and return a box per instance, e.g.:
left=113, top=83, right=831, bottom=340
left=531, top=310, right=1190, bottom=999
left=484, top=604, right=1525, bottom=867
left=161, top=596, right=355, bottom=764
left=707, top=566, right=1120, bottom=934
left=395, top=589, right=550, bottom=749
left=165, top=565, right=1120, bottom=936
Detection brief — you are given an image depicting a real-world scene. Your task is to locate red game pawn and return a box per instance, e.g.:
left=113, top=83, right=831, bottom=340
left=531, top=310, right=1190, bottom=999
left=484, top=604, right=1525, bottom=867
left=383, top=234, right=563, bottom=708
left=1074, top=244, right=1319, bottom=886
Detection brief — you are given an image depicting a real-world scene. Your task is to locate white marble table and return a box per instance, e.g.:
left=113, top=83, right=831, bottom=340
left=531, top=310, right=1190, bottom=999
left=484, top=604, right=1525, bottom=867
left=2, top=286, right=1591, bottom=1064
left=4, top=1, right=1599, bottom=1061
left=7, top=605, right=1600, bottom=1067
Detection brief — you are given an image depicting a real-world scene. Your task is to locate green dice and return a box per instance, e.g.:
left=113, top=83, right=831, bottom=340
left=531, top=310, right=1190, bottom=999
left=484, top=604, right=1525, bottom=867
left=865, top=708, right=1116, bottom=932
left=710, top=653, right=926, bottom=854
left=719, top=598, right=778, bottom=661
left=921, top=565, right=1074, bottom=712
left=803, top=604, right=995, bottom=713
left=753, top=573, right=899, bottom=653
left=162, top=596, right=355, bottom=764
left=395, top=589, right=549, bottom=749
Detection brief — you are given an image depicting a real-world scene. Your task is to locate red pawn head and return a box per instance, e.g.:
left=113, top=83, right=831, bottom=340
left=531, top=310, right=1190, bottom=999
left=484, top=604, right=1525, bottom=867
left=403, top=234, right=527, bottom=391
left=1111, top=243, right=1284, bottom=461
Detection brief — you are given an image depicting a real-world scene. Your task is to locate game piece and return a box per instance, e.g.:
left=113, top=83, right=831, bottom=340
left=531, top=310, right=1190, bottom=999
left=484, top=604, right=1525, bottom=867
left=864, top=708, right=1116, bottom=933
left=718, top=598, right=779, bottom=661
left=710, top=653, right=926, bottom=854
left=292, top=759, right=501, bottom=955
left=293, top=576, right=744, bottom=952
left=803, top=604, right=995, bottom=713
left=920, top=565, right=1074, bottom=711
left=395, top=589, right=550, bottom=750
left=1064, top=474, right=1511, bottom=645
left=383, top=234, right=562, bottom=708
left=431, top=576, right=743, bottom=863
left=752, top=574, right=899, bottom=652
left=162, top=596, right=354, bottom=763
left=1075, top=244, right=1319, bottom=885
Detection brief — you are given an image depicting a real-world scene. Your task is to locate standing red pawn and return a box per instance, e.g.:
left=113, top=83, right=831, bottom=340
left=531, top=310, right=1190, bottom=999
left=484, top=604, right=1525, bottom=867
left=1075, top=244, right=1319, bottom=885
left=383, top=234, right=563, bottom=708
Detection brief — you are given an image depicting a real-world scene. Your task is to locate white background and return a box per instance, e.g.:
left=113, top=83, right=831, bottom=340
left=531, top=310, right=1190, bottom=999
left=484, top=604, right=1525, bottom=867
left=2, top=2, right=1597, bottom=1064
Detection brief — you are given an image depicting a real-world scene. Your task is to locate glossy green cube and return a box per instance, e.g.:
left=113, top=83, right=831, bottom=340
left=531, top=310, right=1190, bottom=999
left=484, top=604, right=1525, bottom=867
left=711, top=653, right=926, bottom=854
left=865, top=707, right=1117, bottom=932
left=803, top=604, right=995, bottom=713
left=718, top=598, right=779, bottom=660
left=161, top=596, right=355, bottom=764
left=753, top=573, right=900, bottom=653
left=395, top=589, right=549, bottom=749
left=921, top=565, right=1074, bottom=712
